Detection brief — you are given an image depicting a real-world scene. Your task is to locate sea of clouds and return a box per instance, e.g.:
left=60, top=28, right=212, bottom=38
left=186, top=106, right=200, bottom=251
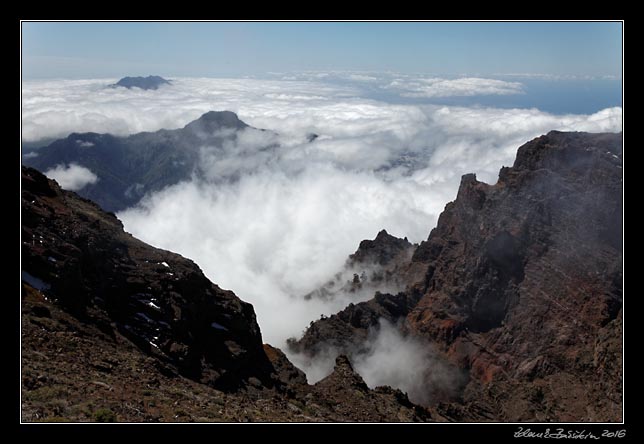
left=22, top=75, right=622, bottom=401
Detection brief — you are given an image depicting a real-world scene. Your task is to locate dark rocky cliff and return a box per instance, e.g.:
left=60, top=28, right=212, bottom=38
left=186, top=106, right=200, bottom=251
left=408, top=131, right=623, bottom=421
left=290, top=131, right=623, bottom=421
left=22, top=165, right=273, bottom=390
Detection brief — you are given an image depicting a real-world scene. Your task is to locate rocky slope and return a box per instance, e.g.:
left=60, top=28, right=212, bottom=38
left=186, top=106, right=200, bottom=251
left=21, top=166, right=430, bottom=422
left=290, top=131, right=623, bottom=422
left=22, top=165, right=273, bottom=390
left=22, top=111, right=272, bottom=212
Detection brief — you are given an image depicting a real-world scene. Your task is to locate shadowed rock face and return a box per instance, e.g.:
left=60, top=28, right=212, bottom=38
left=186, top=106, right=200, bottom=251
left=22, top=111, right=265, bottom=212
left=410, top=131, right=622, bottom=338
left=408, top=131, right=623, bottom=421
left=291, top=131, right=623, bottom=421
left=21, top=166, right=273, bottom=390
left=112, top=75, right=171, bottom=90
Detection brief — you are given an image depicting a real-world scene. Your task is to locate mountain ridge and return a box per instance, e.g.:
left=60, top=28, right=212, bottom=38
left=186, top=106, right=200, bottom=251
left=22, top=111, right=270, bottom=212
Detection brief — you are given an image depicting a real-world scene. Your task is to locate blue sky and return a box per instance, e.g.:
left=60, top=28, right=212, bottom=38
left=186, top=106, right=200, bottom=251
left=22, top=22, right=622, bottom=79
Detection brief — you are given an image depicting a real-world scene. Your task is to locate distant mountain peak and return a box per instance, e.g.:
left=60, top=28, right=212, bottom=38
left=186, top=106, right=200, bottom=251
left=112, top=75, right=171, bottom=90
left=23, top=111, right=259, bottom=212
left=184, top=111, right=248, bottom=132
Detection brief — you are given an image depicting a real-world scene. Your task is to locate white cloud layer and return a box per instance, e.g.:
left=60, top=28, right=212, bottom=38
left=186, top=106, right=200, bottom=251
left=23, top=77, right=622, bottom=393
left=385, top=77, right=524, bottom=98
left=21, top=77, right=357, bottom=142
left=44, top=163, right=98, bottom=191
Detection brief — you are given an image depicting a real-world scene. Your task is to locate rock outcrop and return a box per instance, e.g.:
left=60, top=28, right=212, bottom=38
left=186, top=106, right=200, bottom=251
left=289, top=290, right=423, bottom=356
left=309, top=355, right=431, bottom=422
left=302, top=229, right=421, bottom=304
left=349, top=229, right=413, bottom=266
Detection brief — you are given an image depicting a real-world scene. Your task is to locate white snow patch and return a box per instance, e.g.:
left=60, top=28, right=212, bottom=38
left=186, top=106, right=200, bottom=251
left=136, top=312, right=155, bottom=323
left=22, top=271, right=50, bottom=291
left=211, top=322, right=229, bottom=331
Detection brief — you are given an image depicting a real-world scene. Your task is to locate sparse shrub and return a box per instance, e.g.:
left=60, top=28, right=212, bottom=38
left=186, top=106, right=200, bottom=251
left=92, top=408, right=116, bottom=422
left=24, top=385, right=69, bottom=402
left=174, top=409, right=189, bottom=418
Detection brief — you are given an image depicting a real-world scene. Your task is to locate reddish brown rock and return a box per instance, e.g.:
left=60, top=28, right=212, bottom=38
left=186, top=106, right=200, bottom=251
left=291, top=131, right=623, bottom=422
left=406, top=131, right=622, bottom=421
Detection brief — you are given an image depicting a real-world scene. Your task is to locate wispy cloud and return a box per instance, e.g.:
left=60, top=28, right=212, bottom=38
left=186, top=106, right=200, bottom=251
left=494, top=72, right=622, bottom=81
left=385, top=77, right=524, bottom=98
left=44, top=163, right=98, bottom=191
left=289, top=319, right=465, bottom=405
